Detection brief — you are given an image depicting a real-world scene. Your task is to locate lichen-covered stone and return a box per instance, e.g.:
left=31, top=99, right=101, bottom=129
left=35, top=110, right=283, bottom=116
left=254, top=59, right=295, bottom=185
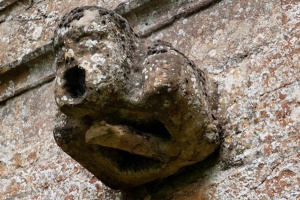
left=0, top=0, right=126, bottom=66
left=0, top=0, right=299, bottom=199
left=52, top=6, right=219, bottom=189
left=0, top=82, right=120, bottom=199
left=148, top=0, right=300, bottom=199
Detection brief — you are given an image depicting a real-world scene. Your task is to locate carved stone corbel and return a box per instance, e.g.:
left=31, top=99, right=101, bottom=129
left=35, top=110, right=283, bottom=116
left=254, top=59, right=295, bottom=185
left=53, top=6, right=220, bottom=190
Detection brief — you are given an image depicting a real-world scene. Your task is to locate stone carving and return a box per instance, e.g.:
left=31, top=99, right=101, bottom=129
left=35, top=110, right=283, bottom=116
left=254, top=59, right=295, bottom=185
left=53, top=6, right=220, bottom=190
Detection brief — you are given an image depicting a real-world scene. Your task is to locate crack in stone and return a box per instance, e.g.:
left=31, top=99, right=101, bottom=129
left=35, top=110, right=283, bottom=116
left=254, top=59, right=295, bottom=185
left=260, top=79, right=300, bottom=98
left=250, top=161, right=282, bottom=191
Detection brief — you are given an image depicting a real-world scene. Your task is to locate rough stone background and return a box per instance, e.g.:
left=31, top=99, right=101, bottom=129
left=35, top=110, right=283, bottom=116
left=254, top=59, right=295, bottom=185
left=0, top=0, right=125, bottom=66
left=0, top=0, right=299, bottom=199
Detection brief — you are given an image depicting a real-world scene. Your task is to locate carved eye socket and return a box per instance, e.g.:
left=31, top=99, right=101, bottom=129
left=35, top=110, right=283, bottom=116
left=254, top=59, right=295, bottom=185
left=63, top=66, right=86, bottom=98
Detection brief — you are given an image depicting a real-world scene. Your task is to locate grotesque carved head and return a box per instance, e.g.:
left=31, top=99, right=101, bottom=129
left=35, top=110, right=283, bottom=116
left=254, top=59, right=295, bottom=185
left=53, top=6, right=220, bottom=189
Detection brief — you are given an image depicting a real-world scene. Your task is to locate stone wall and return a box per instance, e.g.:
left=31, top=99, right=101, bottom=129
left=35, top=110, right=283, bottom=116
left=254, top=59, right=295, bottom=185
left=0, top=0, right=299, bottom=199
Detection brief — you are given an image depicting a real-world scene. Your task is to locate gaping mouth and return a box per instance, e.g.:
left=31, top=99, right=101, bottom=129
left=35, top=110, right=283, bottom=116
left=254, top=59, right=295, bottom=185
left=116, top=119, right=172, bottom=140
left=86, top=119, right=173, bottom=172
left=95, top=146, right=164, bottom=173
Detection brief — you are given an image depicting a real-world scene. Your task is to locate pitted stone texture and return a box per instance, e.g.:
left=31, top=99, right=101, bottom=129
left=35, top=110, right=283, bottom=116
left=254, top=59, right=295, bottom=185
left=0, top=82, right=120, bottom=199
left=1, top=0, right=299, bottom=199
left=53, top=6, right=219, bottom=189
left=146, top=0, right=300, bottom=199
left=0, top=0, right=127, bottom=66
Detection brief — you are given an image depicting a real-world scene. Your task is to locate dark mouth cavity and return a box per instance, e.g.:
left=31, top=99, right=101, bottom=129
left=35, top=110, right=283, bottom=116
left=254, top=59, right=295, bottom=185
left=121, top=119, right=172, bottom=140
left=87, top=118, right=171, bottom=172
left=63, top=66, right=86, bottom=98
left=96, top=145, right=163, bottom=172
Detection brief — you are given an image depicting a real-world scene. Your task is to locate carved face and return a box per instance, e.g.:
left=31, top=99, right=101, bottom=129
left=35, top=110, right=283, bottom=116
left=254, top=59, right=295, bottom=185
left=53, top=6, right=219, bottom=189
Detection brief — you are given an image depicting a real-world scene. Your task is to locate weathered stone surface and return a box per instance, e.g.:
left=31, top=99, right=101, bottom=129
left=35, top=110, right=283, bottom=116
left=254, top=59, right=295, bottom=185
left=0, top=52, right=55, bottom=102
left=143, top=0, right=300, bottom=199
left=0, top=0, right=299, bottom=199
left=0, top=0, right=218, bottom=77
left=0, top=0, right=126, bottom=66
left=0, top=0, right=18, bottom=10
left=0, top=83, right=119, bottom=199
left=116, top=0, right=219, bottom=37
left=52, top=6, right=220, bottom=190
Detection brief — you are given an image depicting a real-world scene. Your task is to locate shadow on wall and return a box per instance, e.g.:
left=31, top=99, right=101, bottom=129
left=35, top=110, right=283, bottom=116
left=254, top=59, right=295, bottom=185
left=122, top=148, right=221, bottom=200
